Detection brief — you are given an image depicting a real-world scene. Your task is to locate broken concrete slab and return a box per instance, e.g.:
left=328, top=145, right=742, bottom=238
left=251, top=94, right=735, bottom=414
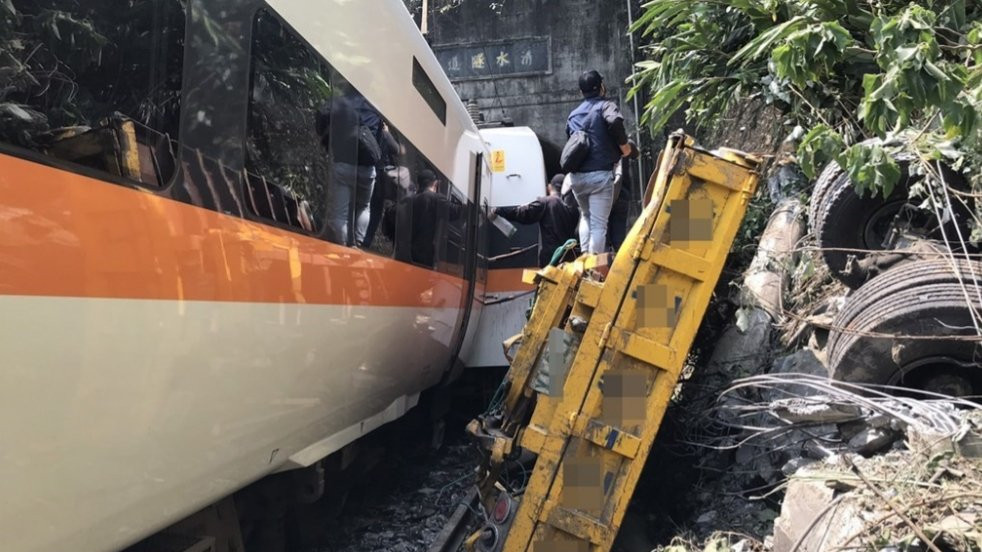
left=771, top=399, right=862, bottom=424
left=906, top=426, right=957, bottom=459
left=771, top=477, right=832, bottom=550
left=955, top=410, right=982, bottom=458
left=771, top=474, right=865, bottom=552
left=743, top=198, right=805, bottom=321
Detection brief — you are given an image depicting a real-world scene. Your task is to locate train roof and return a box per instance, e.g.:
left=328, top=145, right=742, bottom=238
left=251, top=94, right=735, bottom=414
left=267, top=0, right=488, bottom=181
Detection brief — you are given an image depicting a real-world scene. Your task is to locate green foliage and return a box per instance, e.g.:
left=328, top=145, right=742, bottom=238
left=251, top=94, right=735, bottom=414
left=798, top=124, right=844, bottom=179
left=771, top=21, right=855, bottom=88
left=839, top=142, right=902, bottom=198
left=631, top=0, right=982, bottom=228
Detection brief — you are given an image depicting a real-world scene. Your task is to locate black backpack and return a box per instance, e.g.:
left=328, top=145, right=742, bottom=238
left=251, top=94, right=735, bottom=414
left=560, top=101, right=605, bottom=173
left=560, top=130, right=590, bottom=173
left=357, top=125, right=382, bottom=166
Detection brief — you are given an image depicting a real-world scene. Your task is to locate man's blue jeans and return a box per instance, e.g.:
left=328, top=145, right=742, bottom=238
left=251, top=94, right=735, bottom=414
left=326, top=163, right=376, bottom=245
left=569, top=169, right=615, bottom=254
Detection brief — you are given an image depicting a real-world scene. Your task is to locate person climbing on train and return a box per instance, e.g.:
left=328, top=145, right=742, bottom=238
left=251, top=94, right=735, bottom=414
left=492, top=173, right=579, bottom=267
left=560, top=69, right=634, bottom=256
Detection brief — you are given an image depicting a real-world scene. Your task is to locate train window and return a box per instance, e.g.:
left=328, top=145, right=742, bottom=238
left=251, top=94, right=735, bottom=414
left=390, top=162, right=464, bottom=271
left=0, top=0, right=185, bottom=188
left=412, top=57, right=447, bottom=126
left=370, top=120, right=472, bottom=275
left=247, top=10, right=387, bottom=243
left=247, top=10, right=332, bottom=234
left=245, top=9, right=467, bottom=276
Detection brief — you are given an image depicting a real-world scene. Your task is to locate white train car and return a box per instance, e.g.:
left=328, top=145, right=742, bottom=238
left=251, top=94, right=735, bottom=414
left=464, top=126, right=548, bottom=368
left=0, top=1, right=492, bottom=550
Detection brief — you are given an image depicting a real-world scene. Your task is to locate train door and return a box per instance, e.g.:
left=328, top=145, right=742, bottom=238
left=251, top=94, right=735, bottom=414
left=449, top=151, right=485, bottom=365
left=464, top=127, right=546, bottom=368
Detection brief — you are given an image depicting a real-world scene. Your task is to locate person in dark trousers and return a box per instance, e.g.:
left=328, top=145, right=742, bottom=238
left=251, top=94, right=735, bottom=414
left=607, top=158, right=634, bottom=253
left=361, top=122, right=402, bottom=250
left=398, top=169, right=462, bottom=269
left=565, top=70, right=633, bottom=255
left=318, top=88, right=380, bottom=247
left=493, top=173, right=580, bottom=267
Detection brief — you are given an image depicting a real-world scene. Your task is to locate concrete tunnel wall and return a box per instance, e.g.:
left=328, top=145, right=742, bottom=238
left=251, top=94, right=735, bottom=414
left=424, top=0, right=646, bottom=179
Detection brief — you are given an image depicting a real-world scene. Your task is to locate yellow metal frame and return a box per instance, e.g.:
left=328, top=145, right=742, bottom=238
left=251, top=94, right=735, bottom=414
left=466, top=133, right=760, bottom=552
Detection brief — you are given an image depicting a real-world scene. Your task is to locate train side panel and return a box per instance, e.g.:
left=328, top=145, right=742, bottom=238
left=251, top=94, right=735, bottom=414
left=0, top=1, right=489, bottom=550
left=0, top=154, right=463, bottom=551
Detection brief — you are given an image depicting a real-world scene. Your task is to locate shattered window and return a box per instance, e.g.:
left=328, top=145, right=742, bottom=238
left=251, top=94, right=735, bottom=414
left=0, top=0, right=185, bottom=187
left=246, top=9, right=335, bottom=234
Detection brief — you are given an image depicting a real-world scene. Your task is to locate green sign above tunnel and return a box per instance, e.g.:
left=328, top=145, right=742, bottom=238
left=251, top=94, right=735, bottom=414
left=434, top=37, right=551, bottom=81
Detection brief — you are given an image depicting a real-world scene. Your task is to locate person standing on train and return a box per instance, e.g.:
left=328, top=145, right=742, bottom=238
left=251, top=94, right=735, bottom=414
left=349, top=90, right=382, bottom=247
left=321, top=87, right=381, bottom=247
left=563, top=70, right=633, bottom=255
left=492, top=173, right=579, bottom=267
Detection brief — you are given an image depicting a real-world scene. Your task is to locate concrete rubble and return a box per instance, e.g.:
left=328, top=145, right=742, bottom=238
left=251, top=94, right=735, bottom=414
left=643, top=160, right=982, bottom=552
left=772, top=439, right=982, bottom=552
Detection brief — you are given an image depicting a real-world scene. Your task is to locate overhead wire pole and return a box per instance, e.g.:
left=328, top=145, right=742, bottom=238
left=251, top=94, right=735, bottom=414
left=625, top=0, right=646, bottom=202
left=421, top=0, right=429, bottom=34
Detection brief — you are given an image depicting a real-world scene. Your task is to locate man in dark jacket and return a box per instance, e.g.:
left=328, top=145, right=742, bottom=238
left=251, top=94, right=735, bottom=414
left=396, top=169, right=463, bottom=269
left=493, top=173, right=579, bottom=267
left=566, top=70, right=633, bottom=255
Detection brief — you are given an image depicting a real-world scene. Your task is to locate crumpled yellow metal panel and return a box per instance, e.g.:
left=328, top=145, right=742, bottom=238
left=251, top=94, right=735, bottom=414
left=467, top=133, right=760, bottom=552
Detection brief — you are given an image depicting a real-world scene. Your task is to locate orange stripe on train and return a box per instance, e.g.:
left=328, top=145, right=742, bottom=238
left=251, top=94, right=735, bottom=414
left=0, top=154, right=465, bottom=307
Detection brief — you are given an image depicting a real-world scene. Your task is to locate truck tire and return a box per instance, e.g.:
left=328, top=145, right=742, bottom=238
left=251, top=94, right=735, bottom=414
left=807, top=160, right=843, bottom=229
left=827, top=260, right=982, bottom=397
left=813, top=168, right=913, bottom=288
left=814, top=158, right=971, bottom=288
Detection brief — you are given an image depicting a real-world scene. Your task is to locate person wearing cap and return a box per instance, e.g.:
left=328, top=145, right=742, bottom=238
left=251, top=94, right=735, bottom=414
left=492, top=174, right=580, bottom=267
left=566, top=70, right=635, bottom=255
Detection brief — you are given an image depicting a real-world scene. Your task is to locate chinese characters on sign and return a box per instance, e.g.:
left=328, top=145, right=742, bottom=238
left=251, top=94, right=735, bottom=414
left=434, top=37, right=550, bottom=81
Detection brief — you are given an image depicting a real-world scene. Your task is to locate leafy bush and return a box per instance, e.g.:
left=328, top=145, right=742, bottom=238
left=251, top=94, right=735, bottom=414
left=630, top=0, right=981, bottom=237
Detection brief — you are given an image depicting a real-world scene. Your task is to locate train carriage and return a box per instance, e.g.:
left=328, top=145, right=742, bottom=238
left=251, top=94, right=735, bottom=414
left=0, top=1, right=493, bottom=550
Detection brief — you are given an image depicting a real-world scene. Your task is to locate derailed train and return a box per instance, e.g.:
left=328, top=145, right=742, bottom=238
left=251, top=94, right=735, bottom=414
left=0, top=1, right=533, bottom=550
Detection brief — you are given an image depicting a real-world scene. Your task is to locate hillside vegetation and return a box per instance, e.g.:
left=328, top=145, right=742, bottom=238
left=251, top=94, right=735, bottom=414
left=631, top=0, right=981, bottom=237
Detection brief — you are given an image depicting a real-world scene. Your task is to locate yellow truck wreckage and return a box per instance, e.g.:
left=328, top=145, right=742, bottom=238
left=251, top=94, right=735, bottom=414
left=433, top=133, right=762, bottom=552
